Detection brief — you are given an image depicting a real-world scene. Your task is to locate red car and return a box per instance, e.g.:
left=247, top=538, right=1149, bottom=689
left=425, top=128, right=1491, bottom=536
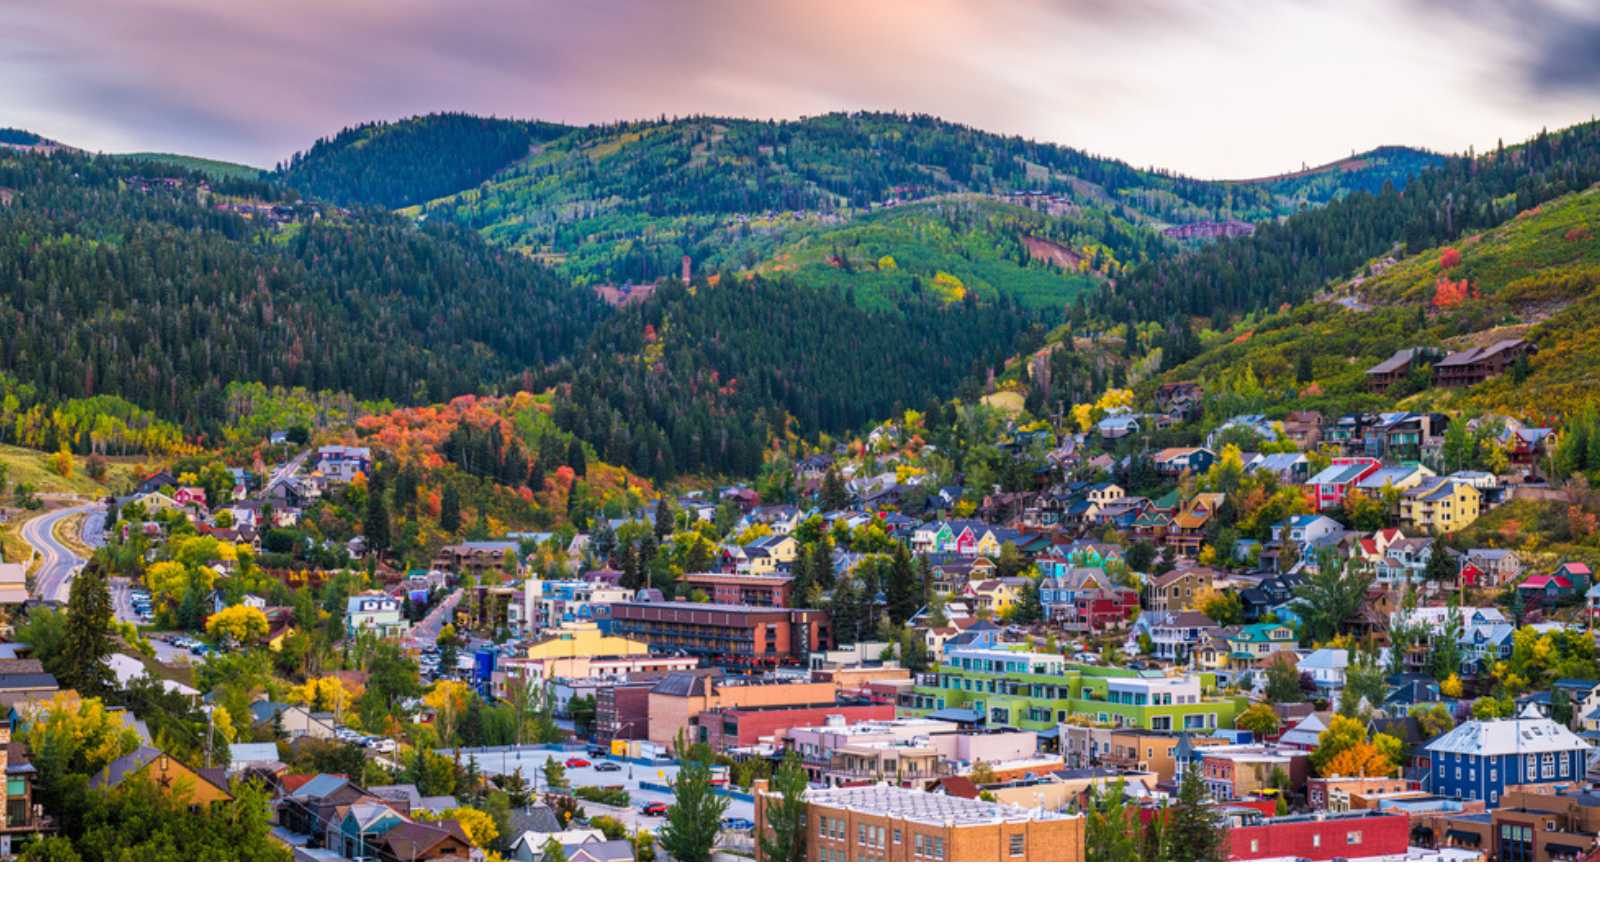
left=564, top=757, right=591, bottom=769
left=640, top=801, right=669, bottom=817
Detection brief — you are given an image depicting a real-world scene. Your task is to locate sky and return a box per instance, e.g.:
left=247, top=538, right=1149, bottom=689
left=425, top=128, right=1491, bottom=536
left=4, top=0, right=1600, bottom=178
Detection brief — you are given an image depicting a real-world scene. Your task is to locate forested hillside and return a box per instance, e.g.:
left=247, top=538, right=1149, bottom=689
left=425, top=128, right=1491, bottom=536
left=544, top=277, right=1039, bottom=479
left=275, top=112, right=571, bottom=209
left=0, top=150, right=604, bottom=437
left=1156, top=182, right=1600, bottom=423
left=1113, top=121, right=1600, bottom=364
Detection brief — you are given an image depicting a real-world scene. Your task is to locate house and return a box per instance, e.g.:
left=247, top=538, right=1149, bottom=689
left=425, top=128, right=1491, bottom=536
left=432, top=540, right=521, bottom=576
left=1399, top=477, right=1481, bottom=534
left=1297, top=649, right=1349, bottom=697
left=1517, top=562, right=1593, bottom=610
left=0, top=724, right=53, bottom=856
left=90, top=746, right=233, bottom=806
left=315, top=445, right=372, bottom=483
left=1227, top=623, right=1296, bottom=666
left=1150, top=446, right=1216, bottom=478
left=1097, top=414, right=1141, bottom=439
left=1307, top=458, right=1381, bottom=512
left=1277, top=712, right=1333, bottom=752
left=1374, top=537, right=1436, bottom=589
left=1271, top=515, right=1343, bottom=557
left=332, top=799, right=409, bottom=859
left=345, top=593, right=407, bottom=639
left=1353, top=462, right=1434, bottom=496
left=1167, top=493, right=1225, bottom=558
left=1144, top=567, right=1218, bottom=614
left=379, top=819, right=474, bottom=861
left=1366, top=347, right=1442, bottom=392
left=1223, top=808, right=1409, bottom=861
left=1460, top=549, right=1522, bottom=590
left=1246, top=452, right=1310, bottom=484
left=509, top=827, right=607, bottom=861
left=1433, top=339, right=1535, bottom=388
left=1281, top=411, right=1325, bottom=450
left=1146, top=611, right=1223, bottom=663
left=1425, top=713, right=1589, bottom=806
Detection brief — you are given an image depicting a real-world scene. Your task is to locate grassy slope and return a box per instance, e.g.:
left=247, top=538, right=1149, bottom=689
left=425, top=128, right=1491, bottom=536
left=0, top=444, right=143, bottom=497
left=117, top=152, right=264, bottom=181
left=1160, top=185, right=1600, bottom=421
left=754, top=197, right=1103, bottom=311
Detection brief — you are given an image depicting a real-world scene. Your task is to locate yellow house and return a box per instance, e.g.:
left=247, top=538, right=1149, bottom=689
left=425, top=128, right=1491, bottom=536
left=972, top=529, right=1005, bottom=560
left=1399, top=477, right=1481, bottom=534
left=525, top=622, right=649, bottom=660
left=1087, top=482, right=1126, bottom=508
left=91, top=747, right=233, bottom=806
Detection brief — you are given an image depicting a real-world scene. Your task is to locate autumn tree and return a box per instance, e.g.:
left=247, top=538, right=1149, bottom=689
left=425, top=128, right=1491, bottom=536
left=1236, top=703, right=1281, bottom=740
left=205, top=604, right=270, bottom=648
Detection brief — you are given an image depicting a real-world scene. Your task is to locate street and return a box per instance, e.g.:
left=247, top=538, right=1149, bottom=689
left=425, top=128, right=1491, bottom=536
left=408, top=588, right=462, bottom=647
left=264, top=448, right=311, bottom=495
left=19, top=501, right=103, bottom=604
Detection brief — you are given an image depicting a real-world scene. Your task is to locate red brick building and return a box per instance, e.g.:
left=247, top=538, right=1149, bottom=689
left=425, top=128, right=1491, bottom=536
left=695, top=700, right=896, bottom=752
left=1224, top=808, right=1410, bottom=861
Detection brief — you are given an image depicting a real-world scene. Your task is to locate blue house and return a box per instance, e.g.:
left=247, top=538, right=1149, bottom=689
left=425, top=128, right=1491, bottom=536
left=1424, top=713, right=1591, bottom=807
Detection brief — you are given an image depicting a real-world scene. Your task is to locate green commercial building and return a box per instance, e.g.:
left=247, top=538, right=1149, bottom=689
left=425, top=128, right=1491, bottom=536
left=900, top=644, right=1244, bottom=732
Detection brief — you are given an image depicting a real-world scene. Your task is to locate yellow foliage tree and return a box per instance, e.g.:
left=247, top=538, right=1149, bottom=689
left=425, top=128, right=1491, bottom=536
left=291, top=675, right=351, bottom=714
left=51, top=445, right=73, bottom=478
left=211, top=705, right=238, bottom=743
left=423, top=680, right=473, bottom=745
left=23, top=693, right=141, bottom=776
left=1440, top=672, right=1463, bottom=698
left=143, top=560, right=191, bottom=604
left=206, top=605, right=270, bottom=647
left=418, top=806, right=499, bottom=848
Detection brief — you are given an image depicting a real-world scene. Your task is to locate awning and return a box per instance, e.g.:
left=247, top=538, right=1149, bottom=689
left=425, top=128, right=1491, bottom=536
left=1444, top=830, right=1482, bottom=845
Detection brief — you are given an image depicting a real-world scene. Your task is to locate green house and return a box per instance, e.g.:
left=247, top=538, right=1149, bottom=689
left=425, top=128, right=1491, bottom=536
left=901, top=644, right=1244, bottom=732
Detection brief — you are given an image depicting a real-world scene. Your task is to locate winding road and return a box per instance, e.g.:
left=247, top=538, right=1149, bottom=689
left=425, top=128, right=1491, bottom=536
left=19, top=501, right=105, bottom=604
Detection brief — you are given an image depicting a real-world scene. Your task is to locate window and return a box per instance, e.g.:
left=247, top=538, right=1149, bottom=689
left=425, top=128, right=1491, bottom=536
left=1525, top=756, right=1537, bottom=780
left=914, top=834, right=925, bottom=857
left=858, top=823, right=866, bottom=845
left=819, top=815, right=828, bottom=837
left=1250, top=839, right=1259, bottom=853
left=1312, top=834, right=1321, bottom=848
left=933, top=837, right=945, bottom=860
left=1346, top=831, right=1363, bottom=845
left=893, top=828, right=901, bottom=844
left=1009, top=834, right=1026, bottom=857
left=1560, top=754, right=1571, bottom=777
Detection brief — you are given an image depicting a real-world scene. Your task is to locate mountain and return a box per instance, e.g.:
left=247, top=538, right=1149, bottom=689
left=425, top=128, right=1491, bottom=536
left=278, top=111, right=1444, bottom=292
left=276, top=112, right=573, bottom=209
left=0, top=147, right=604, bottom=437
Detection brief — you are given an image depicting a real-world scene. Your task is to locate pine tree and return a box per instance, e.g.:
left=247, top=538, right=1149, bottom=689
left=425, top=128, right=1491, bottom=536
left=439, top=483, right=462, bottom=534
left=1163, top=763, right=1223, bottom=861
left=364, top=476, right=391, bottom=554
left=654, top=498, right=676, bottom=542
left=821, top=468, right=848, bottom=510
left=59, top=563, right=116, bottom=697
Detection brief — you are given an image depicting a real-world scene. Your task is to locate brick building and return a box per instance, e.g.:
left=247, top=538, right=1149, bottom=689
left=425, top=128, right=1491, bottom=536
left=696, top=700, right=896, bottom=752
left=678, top=573, right=795, bottom=607
left=645, top=673, right=840, bottom=747
left=1223, top=808, right=1410, bottom=861
left=607, top=601, right=830, bottom=667
left=756, top=782, right=1084, bottom=862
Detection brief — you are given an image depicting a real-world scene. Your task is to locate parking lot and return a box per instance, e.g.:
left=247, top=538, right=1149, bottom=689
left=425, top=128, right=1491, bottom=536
left=450, top=745, right=756, bottom=834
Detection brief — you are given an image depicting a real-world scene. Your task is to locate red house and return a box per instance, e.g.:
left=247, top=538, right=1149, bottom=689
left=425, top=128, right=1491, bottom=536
left=1224, top=808, right=1409, bottom=861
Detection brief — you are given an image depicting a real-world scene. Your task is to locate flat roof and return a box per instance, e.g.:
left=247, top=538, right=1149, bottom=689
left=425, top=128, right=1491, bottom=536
left=803, top=783, right=1076, bottom=826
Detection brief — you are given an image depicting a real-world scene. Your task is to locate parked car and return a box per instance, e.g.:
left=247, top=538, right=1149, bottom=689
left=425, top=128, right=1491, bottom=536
left=640, top=801, right=669, bottom=817
left=721, top=817, right=755, bottom=831
left=564, top=757, right=591, bottom=769
left=370, top=738, right=396, bottom=753
left=586, top=746, right=607, bottom=758
left=594, top=761, right=621, bottom=773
